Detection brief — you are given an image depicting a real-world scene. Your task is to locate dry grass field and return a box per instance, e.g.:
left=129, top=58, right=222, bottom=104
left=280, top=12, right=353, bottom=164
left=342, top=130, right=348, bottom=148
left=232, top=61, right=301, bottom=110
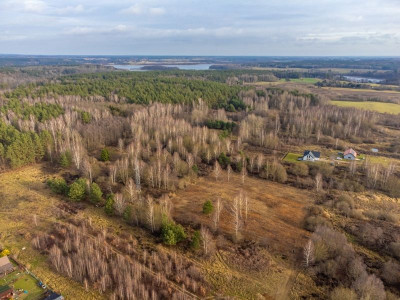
left=171, top=171, right=313, bottom=257
left=0, top=165, right=106, bottom=300
left=0, top=164, right=325, bottom=299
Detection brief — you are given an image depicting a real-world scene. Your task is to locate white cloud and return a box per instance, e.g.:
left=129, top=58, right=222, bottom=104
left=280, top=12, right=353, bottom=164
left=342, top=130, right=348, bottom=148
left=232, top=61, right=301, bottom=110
left=66, top=24, right=129, bottom=35
left=149, top=7, right=165, bottom=15
left=121, top=4, right=143, bottom=15
left=22, top=0, right=46, bottom=12
left=121, top=4, right=166, bottom=16
left=56, top=4, right=85, bottom=14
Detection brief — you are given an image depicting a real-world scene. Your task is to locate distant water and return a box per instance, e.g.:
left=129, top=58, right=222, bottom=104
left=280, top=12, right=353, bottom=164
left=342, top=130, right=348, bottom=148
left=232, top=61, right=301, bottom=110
left=343, top=76, right=384, bottom=83
left=112, top=64, right=212, bottom=71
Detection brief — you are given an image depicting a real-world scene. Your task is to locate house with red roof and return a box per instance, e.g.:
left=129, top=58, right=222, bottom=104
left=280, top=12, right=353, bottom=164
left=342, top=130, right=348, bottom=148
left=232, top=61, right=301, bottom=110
left=344, top=148, right=357, bottom=160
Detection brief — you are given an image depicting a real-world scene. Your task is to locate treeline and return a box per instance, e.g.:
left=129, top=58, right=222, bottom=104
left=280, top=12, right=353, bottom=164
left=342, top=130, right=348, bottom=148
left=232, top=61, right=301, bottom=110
left=0, top=121, right=52, bottom=168
left=1, top=98, right=64, bottom=122
left=4, top=72, right=244, bottom=108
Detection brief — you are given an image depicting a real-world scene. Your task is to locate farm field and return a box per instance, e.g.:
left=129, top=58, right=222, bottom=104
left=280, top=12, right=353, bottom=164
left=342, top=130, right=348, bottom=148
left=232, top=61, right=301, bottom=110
left=330, top=100, right=400, bottom=114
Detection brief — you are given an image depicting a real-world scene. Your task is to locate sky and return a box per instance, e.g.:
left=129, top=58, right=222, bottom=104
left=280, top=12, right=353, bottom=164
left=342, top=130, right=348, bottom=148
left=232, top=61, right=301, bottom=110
left=0, top=0, right=400, bottom=56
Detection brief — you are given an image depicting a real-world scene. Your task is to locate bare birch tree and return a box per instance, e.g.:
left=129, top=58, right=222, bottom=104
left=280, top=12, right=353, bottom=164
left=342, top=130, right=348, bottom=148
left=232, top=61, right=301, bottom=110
left=214, top=161, right=221, bottom=181
left=304, top=239, right=315, bottom=267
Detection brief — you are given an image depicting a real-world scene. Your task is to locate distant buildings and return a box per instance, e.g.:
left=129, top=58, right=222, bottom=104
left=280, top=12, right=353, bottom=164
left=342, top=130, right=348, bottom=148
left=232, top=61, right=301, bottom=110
left=0, top=285, right=13, bottom=300
left=302, top=150, right=320, bottom=162
left=0, top=257, right=13, bottom=276
left=344, top=148, right=357, bottom=160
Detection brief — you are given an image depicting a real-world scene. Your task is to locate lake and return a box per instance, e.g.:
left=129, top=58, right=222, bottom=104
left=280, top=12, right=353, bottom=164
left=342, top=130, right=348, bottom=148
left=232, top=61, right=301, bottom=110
left=112, top=64, right=213, bottom=71
left=343, top=76, right=384, bottom=83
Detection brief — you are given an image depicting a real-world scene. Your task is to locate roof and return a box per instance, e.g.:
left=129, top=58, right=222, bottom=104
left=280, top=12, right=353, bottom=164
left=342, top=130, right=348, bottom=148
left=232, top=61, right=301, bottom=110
left=0, top=256, right=13, bottom=269
left=0, top=285, right=12, bottom=293
left=344, top=148, right=357, bottom=157
left=303, top=150, right=320, bottom=158
left=44, top=292, right=64, bottom=300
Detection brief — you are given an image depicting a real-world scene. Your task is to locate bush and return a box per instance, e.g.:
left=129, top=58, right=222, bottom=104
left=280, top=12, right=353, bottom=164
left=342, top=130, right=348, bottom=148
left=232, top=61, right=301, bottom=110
left=202, top=200, right=214, bottom=215
left=330, top=287, right=357, bottom=300
left=100, top=148, right=110, bottom=162
left=290, top=163, right=309, bottom=177
left=382, top=261, right=400, bottom=285
left=105, top=194, right=114, bottom=215
left=218, top=152, right=231, bottom=169
left=305, top=216, right=330, bottom=231
left=81, top=111, right=91, bottom=124
left=161, top=217, right=186, bottom=246
left=0, top=249, right=10, bottom=257
left=389, top=242, right=400, bottom=259
left=89, top=182, right=102, bottom=204
left=191, top=230, right=201, bottom=250
left=59, top=151, right=72, bottom=168
left=191, top=164, right=199, bottom=174
left=274, top=163, right=287, bottom=183
left=68, top=178, right=87, bottom=201
left=47, top=178, right=69, bottom=195
left=206, top=120, right=236, bottom=132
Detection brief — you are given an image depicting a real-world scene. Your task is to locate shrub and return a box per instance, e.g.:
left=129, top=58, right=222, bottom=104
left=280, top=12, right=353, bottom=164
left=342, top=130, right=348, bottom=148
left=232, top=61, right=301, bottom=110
left=123, top=205, right=133, bottom=223
left=305, top=215, right=330, bottom=232
left=290, top=163, right=309, bottom=177
left=100, top=148, right=110, bottom=162
left=105, top=194, right=114, bottom=215
left=191, top=230, right=201, bottom=250
left=274, top=163, right=287, bottom=183
left=89, top=182, right=102, bottom=204
left=161, top=217, right=186, bottom=246
left=59, top=151, right=72, bottom=168
left=202, top=200, right=214, bottom=215
left=81, top=111, right=91, bottom=124
left=47, top=178, right=69, bottom=195
left=353, top=273, right=386, bottom=300
left=330, top=287, right=357, bottom=300
left=68, top=178, right=87, bottom=201
left=382, top=261, right=400, bottom=285
left=218, top=152, right=231, bottom=169
left=0, top=249, right=10, bottom=257
left=336, top=195, right=354, bottom=209
left=389, top=242, right=400, bottom=259
left=191, top=164, right=199, bottom=174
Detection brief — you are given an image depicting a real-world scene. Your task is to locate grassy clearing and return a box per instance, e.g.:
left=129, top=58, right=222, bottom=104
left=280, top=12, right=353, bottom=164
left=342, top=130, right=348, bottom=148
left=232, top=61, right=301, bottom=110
left=330, top=100, right=400, bottom=114
left=325, top=87, right=400, bottom=94
left=171, top=171, right=313, bottom=256
left=279, top=78, right=321, bottom=84
left=283, top=152, right=302, bottom=163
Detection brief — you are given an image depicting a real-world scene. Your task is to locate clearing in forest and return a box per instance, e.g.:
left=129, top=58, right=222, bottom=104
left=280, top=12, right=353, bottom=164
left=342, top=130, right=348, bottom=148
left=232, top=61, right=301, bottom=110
left=171, top=171, right=313, bottom=257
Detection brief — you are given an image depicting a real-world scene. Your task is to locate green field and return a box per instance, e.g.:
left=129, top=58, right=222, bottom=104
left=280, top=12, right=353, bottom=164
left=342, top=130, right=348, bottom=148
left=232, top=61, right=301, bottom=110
left=330, top=100, right=400, bottom=114
left=283, top=152, right=302, bottom=163
left=280, top=78, right=321, bottom=84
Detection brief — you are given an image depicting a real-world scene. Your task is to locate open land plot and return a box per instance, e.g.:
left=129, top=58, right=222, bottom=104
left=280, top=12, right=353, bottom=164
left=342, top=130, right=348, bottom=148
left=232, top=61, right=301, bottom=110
left=171, top=171, right=313, bottom=257
left=0, top=165, right=326, bottom=299
left=330, top=100, right=400, bottom=114
left=0, top=165, right=106, bottom=300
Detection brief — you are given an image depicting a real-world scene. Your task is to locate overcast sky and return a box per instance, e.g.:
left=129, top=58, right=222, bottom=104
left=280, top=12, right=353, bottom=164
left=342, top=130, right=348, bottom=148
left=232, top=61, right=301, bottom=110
left=0, top=0, right=399, bottom=55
